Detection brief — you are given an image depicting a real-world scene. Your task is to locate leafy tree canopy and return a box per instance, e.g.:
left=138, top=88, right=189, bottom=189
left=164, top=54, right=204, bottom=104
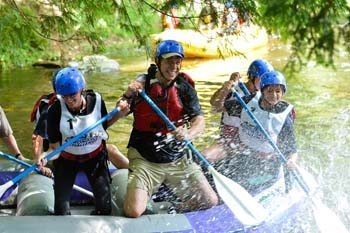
left=0, top=0, right=349, bottom=70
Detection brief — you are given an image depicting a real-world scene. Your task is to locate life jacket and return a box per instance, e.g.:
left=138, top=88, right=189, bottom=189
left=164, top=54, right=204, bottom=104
left=57, top=92, right=108, bottom=155
left=225, top=94, right=294, bottom=193
left=239, top=93, right=293, bottom=154
left=30, top=93, right=56, bottom=122
left=133, top=65, right=195, bottom=134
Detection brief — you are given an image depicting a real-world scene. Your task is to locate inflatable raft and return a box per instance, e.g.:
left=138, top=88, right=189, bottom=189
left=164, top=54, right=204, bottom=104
left=150, top=25, right=268, bottom=59
left=0, top=160, right=309, bottom=233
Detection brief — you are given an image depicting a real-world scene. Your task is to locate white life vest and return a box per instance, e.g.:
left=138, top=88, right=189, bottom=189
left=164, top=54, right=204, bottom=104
left=57, top=93, right=108, bottom=155
left=221, top=84, right=246, bottom=127
left=239, top=94, right=293, bottom=153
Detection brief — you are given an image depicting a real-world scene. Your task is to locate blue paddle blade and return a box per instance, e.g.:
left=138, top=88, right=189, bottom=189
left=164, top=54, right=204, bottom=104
left=0, top=171, right=18, bottom=201
left=0, top=183, right=17, bottom=202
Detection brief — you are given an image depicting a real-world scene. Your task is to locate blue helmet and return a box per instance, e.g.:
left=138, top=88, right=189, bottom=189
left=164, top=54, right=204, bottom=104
left=156, top=40, right=184, bottom=59
left=55, top=67, right=86, bottom=95
left=260, top=71, right=287, bottom=93
left=247, top=59, right=274, bottom=79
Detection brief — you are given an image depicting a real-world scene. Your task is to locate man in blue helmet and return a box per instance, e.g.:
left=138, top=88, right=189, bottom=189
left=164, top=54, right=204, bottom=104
left=119, top=40, right=218, bottom=218
left=38, top=67, right=129, bottom=215
left=203, top=59, right=274, bottom=162
left=31, top=69, right=129, bottom=173
left=216, top=70, right=298, bottom=194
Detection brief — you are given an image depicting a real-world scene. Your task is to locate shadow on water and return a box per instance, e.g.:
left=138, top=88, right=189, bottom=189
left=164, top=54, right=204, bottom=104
left=0, top=41, right=349, bottom=231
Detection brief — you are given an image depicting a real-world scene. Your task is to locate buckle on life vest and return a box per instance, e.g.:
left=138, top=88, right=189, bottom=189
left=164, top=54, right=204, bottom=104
left=60, top=144, right=104, bottom=163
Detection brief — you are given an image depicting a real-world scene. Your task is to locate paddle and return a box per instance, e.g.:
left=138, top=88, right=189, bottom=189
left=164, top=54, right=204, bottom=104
left=0, top=107, right=121, bottom=202
left=237, top=81, right=251, bottom=96
left=232, top=91, right=312, bottom=191
left=0, top=151, right=93, bottom=198
left=233, top=91, right=349, bottom=233
left=138, top=90, right=267, bottom=227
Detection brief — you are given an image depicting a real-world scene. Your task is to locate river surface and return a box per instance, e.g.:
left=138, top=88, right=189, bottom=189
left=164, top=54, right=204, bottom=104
left=0, top=39, right=349, bottom=230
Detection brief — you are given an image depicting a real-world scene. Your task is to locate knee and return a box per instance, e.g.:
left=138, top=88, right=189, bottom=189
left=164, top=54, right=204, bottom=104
left=208, top=193, right=219, bottom=207
left=197, top=190, right=219, bottom=210
left=123, top=203, right=145, bottom=218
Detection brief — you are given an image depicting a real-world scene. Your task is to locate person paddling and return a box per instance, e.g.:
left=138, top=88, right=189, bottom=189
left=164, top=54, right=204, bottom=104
left=203, top=59, right=274, bottom=162
left=119, top=40, right=218, bottom=217
left=38, top=67, right=129, bottom=215
left=212, top=70, right=298, bottom=194
left=31, top=69, right=129, bottom=172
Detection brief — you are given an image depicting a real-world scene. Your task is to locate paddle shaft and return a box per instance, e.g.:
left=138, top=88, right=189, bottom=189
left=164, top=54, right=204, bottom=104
left=138, top=91, right=211, bottom=168
left=139, top=90, right=268, bottom=226
left=235, top=84, right=350, bottom=232
left=238, top=81, right=251, bottom=96
left=233, top=91, right=310, bottom=194
left=0, top=107, right=120, bottom=195
left=0, top=151, right=94, bottom=197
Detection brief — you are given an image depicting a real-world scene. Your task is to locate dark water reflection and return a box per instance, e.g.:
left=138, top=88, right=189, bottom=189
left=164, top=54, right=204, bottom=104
left=0, top=41, right=349, bottom=229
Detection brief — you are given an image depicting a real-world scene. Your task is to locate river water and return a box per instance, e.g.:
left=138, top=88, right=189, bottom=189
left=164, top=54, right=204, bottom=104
left=0, top=39, right=349, bottom=230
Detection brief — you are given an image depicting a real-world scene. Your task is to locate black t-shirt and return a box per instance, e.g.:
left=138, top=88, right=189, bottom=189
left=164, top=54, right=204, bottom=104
left=128, top=75, right=203, bottom=163
left=33, top=93, right=56, bottom=139
left=47, top=90, right=108, bottom=144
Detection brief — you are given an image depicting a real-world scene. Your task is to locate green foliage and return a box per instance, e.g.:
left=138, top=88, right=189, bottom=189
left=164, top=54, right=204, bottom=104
left=0, top=4, right=48, bottom=68
left=0, top=0, right=349, bottom=70
left=256, top=0, right=350, bottom=70
left=138, top=0, right=350, bottom=70
left=115, top=0, right=161, bottom=53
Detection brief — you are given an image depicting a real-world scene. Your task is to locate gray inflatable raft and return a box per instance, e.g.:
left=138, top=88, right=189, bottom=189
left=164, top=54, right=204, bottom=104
left=0, top=162, right=309, bottom=233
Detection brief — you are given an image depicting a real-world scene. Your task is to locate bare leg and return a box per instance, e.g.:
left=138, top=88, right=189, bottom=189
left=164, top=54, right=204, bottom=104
left=123, top=187, right=148, bottom=218
left=167, top=161, right=219, bottom=212
left=107, top=144, right=129, bottom=169
left=179, top=178, right=218, bottom=212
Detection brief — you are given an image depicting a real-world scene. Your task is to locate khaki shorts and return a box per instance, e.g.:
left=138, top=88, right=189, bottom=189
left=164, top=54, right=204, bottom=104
left=127, top=147, right=207, bottom=199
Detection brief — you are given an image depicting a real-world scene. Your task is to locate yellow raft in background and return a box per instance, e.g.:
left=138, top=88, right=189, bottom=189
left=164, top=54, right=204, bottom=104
left=151, top=25, right=268, bottom=59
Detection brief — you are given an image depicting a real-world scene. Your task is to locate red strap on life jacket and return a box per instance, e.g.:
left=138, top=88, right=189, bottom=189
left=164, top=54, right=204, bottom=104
left=30, top=95, right=46, bottom=122
left=47, top=93, right=57, bottom=106
left=29, top=93, right=57, bottom=122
